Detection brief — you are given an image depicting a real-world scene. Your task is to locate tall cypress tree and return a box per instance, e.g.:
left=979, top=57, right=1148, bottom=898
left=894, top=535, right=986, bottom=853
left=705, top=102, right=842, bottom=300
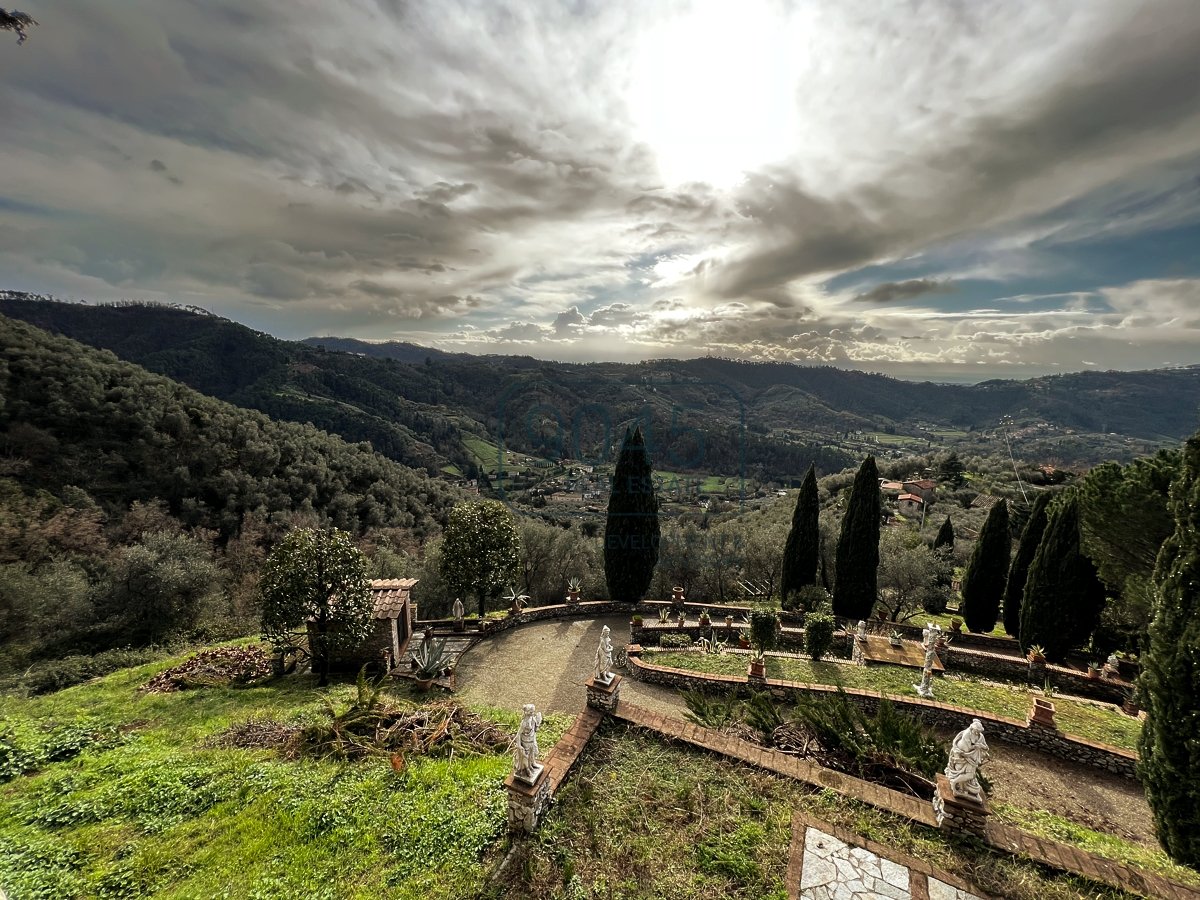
left=1019, top=492, right=1106, bottom=661
left=780, top=463, right=820, bottom=609
left=1004, top=490, right=1052, bottom=639
left=933, top=515, right=955, bottom=551
left=604, top=426, right=660, bottom=603
left=833, top=456, right=880, bottom=620
left=959, top=499, right=1009, bottom=633
left=1139, top=435, right=1200, bottom=867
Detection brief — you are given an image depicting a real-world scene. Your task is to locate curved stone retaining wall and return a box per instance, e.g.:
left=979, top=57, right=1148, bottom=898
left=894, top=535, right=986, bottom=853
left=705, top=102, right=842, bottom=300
left=626, top=648, right=1138, bottom=778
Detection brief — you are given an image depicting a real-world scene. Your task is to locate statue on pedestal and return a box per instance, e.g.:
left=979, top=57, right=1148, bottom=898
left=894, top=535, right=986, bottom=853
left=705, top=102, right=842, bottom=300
left=595, top=625, right=614, bottom=683
left=513, top=703, right=544, bottom=782
left=856, top=620, right=868, bottom=641
left=945, top=719, right=989, bottom=802
left=914, top=622, right=940, bottom=698
left=451, top=597, right=465, bottom=632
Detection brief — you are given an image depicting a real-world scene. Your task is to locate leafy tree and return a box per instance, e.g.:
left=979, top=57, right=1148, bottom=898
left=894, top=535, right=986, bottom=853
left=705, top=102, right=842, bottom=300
left=101, top=531, right=223, bottom=646
left=780, top=464, right=819, bottom=609
left=1004, top=491, right=1052, bottom=639
left=937, top=451, right=966, bottom=489
left=833, top=456, right=880, bottom=619
left=958, top=500, right=1009, bottom=633
left=260, top=527, right=371, bottom=687
left=440, top=500, right=521, bottom=618
left=876, top=527, right=939, bottom=622
left=603, top=427, right=660, bottom=603
left=1, top=8, right=36, bottom=44
left=933, top=516, right=955, bottom=551
left=1019, top=493, right=1107, bottom=662
left=1139, top=435, right=1200, bottom=867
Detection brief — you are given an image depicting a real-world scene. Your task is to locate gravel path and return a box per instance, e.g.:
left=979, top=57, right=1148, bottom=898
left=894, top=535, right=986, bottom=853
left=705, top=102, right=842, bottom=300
left=454, top=615, right=687, bottom=718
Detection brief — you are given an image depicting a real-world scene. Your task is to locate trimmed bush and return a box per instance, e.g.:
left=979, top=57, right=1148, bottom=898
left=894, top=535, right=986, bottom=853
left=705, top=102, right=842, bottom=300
left=803, top=611, right=835, bottom=661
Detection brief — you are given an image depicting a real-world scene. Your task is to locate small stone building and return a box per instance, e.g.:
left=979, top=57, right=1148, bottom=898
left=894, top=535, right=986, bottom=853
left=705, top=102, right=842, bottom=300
left=308, top=578, right=418, bottom=673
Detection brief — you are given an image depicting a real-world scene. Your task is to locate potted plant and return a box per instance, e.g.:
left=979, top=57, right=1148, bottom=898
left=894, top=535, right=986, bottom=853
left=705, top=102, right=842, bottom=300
left=677, top=610, right=687, bottom=629
left=725, top=614, right=735, bottom=631
left=566, top=576, right=582, bottom=605
left=748, top=607, right=779, bottom=677
left=698, top=608, right=711, bottom=628
left=657, top=607, right=670, bottom=624
left=1122, top=686, right=1141, bottom=717
left=888, top=630, right=904, bottom=648
left=949, top=615, right=963, bottom=634
left=504, top=586, right=530, bottom=616
left=1027, top=644, right=1046, bottom=664
left=412, top=637, right=449, bottom=691
left=671, top=585, right=686, bottom=608
left=631, top=614, right=644, bottom=627
left=1087, top=662, right=1101, bottom=680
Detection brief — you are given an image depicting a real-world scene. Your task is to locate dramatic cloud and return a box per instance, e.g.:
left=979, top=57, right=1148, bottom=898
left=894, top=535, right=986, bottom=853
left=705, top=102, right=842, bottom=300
left=1, top=0, right=1199, bottom=378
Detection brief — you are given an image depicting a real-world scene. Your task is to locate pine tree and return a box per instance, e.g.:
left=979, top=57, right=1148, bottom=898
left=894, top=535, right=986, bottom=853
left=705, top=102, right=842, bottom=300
left=604, top=426, right=660, bottom=603
left=1019, top=493, right=1107, bottom=661
left=958, top=499, right=1009, bottom=633
left=833, top=456, right=880, bottom=620
left=780, top=463, right=819, bottom=609
left=937, top=451, right=966, bottom=488
left=1139, top=435, right=1200, bottom=867
left=933, top=516, right=955, bottom=551
left=1004, top=491, right=1052, bottom=639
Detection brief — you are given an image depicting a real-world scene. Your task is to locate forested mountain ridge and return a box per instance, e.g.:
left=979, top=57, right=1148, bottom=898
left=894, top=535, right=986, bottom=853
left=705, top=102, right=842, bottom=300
left=0, top=314, right=464, bottom=539
left=3, top=294, right=1198, bottom=477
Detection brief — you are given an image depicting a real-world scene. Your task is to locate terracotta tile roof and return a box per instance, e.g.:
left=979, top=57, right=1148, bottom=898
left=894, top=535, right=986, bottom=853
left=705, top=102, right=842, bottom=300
left=370, top=578, right=417, bottom=619
left=880, top=481, right=904, bottom=491
left=897, top=493, right=922, bottom=503
left=904, top=479, right=937, bottom=490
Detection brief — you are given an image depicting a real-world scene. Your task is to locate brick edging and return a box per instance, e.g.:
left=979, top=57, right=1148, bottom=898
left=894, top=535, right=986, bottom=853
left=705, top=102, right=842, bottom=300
left=626, top=648, right=1138, bottom=778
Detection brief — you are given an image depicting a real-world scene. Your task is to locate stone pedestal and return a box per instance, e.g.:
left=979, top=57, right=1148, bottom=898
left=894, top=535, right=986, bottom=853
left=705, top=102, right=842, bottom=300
left=585, top=674, right=622, bottom=712
left=1027, top=698, right=1056, bottom=730
left=932, top=774, right=990, bottom=837
left=505, top=766, right=551, bottom=833
left=851, top=636, right=867, bottom=666
left=747, top=661, right=767, bottom=688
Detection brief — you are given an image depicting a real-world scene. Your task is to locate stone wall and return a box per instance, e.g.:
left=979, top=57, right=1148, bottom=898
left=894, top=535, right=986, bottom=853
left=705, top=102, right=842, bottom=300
left=625, top=649, right=1137, bottom=778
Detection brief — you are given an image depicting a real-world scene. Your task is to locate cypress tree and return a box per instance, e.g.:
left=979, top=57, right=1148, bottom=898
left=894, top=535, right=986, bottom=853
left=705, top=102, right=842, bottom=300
left=604, top=426, right=660, bottom=603
left=1004, top=491, right=1052, bottom=639
left=780, top=463, right=820, bottom=609
left=958, top=499, right=1009, bottom=633
left=1019, top=493, right=1107, bottom=661
left=933, top=516, right=955, bottom=551
left=1139, top=435, right=1200, bottom=867
left=833, top=456, right=880, bottom=620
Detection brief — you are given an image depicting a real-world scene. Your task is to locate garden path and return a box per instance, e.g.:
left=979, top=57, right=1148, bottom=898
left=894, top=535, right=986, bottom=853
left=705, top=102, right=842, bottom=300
left=453, top=615, right=687, bottom=718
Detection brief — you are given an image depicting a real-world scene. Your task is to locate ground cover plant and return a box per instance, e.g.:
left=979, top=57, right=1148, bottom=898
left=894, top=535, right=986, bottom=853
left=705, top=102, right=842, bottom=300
left=498, top=723, right=1143, bottom=900
left=0, top=648, right=569, bottom=899
left=643, top=650, right=1142, bottom=751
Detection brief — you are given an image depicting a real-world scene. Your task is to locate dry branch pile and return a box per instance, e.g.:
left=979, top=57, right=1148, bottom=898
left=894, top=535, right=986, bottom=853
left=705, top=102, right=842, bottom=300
left=141, top=645, right=274, bottom=693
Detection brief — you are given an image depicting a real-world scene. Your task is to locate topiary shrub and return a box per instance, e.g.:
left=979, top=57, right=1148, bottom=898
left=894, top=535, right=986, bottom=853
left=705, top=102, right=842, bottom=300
left=803, top=611, right=836, bottom=661
left=748, top=607, right=779, bottom=659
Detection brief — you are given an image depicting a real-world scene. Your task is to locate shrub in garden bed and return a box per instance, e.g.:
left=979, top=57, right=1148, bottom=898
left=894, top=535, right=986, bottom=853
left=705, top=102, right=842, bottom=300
left=660, top=633, right=694, bottom=649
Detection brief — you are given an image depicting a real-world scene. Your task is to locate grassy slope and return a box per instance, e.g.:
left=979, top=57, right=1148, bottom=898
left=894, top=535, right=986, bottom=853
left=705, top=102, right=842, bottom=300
left=504, top=723, right=1141, bottom=900
left=0, top=652, right=569, bottom=900
left=643, top=651, right=1142, bottom=751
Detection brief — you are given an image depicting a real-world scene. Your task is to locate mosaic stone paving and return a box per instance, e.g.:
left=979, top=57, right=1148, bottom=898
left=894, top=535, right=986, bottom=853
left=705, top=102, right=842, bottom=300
left=798, top=827, right=984, bottom=900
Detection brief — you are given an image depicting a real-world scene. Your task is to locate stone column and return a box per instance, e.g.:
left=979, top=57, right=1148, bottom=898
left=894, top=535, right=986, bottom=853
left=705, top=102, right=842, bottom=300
left=932, top=774, right=990, bottom=838
left=585, top=673, right=622, bottom=712
left=505, top=768, right=551, bottom=833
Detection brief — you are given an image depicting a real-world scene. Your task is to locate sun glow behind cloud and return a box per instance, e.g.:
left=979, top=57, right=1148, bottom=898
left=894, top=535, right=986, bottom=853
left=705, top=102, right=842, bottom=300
left=626, top=0, right=800, bottom=187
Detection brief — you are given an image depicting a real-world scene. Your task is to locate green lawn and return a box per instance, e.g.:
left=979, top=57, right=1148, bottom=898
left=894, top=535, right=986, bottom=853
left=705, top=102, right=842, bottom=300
left=642, top=651, right=1142, bottom=751
left=501, top=723, right=1141, bottom=900
left=0, top=651, right=569, bottom=899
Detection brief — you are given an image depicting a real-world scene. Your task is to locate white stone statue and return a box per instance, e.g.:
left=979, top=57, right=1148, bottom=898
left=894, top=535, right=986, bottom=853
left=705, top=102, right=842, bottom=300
left=513, top=703, right=544, bottom=782
left=451, top=597, right=465, bottom=630
left=945, top=719, right=989, bottom=802
left=595, top=625, right=614, bottom=683
left=856, top=620, right=868, bottom=640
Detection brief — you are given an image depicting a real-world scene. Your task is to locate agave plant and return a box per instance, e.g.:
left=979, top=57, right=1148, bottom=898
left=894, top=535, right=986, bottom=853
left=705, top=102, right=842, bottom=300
left=657, top=607, right=670, bottom=623
left=503, top=586, right=530, bottom=611
left=412, top=637, right=450, bottom=680
left=567, top=576, right=583, bottom=593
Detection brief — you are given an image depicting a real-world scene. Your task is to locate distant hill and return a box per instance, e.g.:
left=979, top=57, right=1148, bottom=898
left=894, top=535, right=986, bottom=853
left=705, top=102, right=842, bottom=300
left=2, top=294, right=1198, bottom=476
left=0, top=313, right=463, bottom=537
left=302, top=336, right=465, bottom=365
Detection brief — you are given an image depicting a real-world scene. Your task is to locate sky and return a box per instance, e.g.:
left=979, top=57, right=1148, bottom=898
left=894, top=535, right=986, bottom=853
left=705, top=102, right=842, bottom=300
left=2, top=0, right=1200, bottom=381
